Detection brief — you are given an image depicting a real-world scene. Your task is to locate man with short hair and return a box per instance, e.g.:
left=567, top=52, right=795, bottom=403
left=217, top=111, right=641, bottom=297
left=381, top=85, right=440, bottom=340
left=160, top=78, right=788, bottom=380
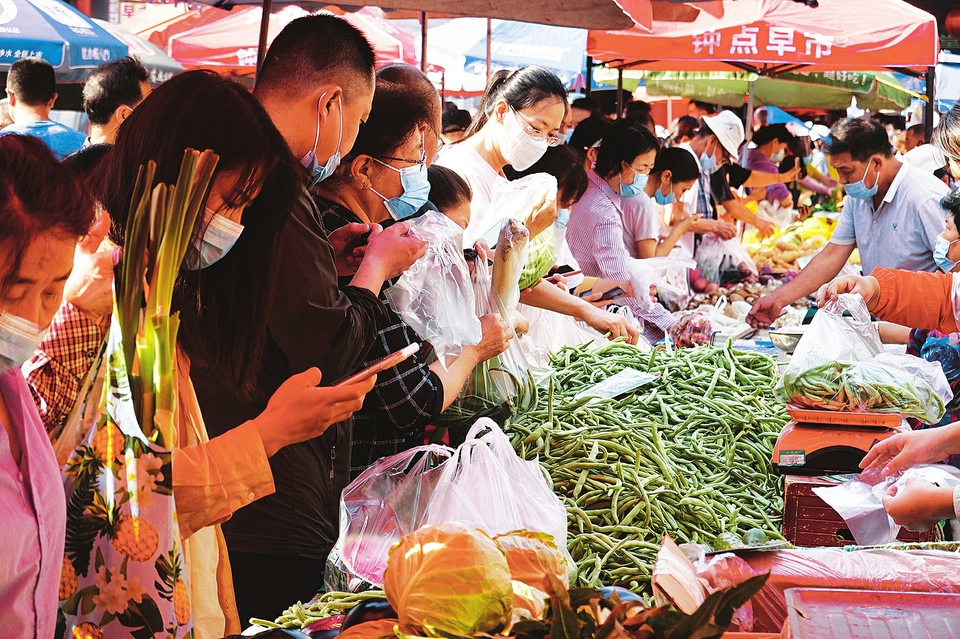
left=2, top=58, right=85, bottom=159
left=192, top=14, right=425, bottom=622
left=687, top=100, right=717, bottom=119
left=748, top=117, right=950, bottom=327
left=82, top=57, right=151, bottom=145
left=904, top=123, right=926, bottom=152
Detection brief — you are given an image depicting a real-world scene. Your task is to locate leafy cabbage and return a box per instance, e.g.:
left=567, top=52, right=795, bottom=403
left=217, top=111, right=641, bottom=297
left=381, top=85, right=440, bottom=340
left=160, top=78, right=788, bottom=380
left=494, top=530, right=570, bottom=589
left=384, top=523, right=513, bottom=637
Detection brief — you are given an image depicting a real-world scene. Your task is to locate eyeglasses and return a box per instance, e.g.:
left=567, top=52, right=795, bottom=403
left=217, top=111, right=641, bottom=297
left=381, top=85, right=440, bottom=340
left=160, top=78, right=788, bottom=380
left=512, top=108, right=562, bottom=147
left=377, top=151, right=426, bottom=168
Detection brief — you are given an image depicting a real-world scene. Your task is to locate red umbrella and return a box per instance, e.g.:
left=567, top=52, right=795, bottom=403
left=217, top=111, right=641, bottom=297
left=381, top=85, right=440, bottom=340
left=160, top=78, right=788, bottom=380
left=166, top=6, right=441, bottom=76
left=589, top=0, right=938, bottom=74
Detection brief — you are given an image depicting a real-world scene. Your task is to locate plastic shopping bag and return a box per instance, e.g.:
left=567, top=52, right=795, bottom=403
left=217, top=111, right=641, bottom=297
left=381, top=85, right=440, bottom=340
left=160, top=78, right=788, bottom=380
left=519, top=303, right=606, bottom=354
left=518, top=222, right=564, bottom=290
left=384, top=211, right=482, bottom=364
left=491, top=218, right=530, bottom=320
left=436, top=253, right=538, bottom=439
left=325, top=445, right=454, bottom=591
left=779, top=294, right=950, bottom=422
left=471, top=173, right=557, bottom=247
left=695, top=234, right=758, bottom=286
left=627, top=256, right=697, bottom=313
left=423, top=419, right=572, bottom=563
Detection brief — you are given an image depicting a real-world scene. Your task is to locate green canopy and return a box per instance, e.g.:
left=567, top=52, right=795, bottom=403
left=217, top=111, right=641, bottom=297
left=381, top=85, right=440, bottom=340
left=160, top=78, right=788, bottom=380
left=595, top=69, right=921, bottom=111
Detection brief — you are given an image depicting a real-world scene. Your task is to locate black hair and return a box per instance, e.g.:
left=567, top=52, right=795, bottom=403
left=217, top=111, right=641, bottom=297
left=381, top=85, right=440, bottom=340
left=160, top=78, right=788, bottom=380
left=427, top=165, right=472, bottom=212
left=942, top=190, right=960, bottom=228
left=625, top=100, right=651, bottom=115
left=649, top=147, right=700, bottom=184
left=752, top=124, right=794, bottom=147
left=6, top=58, right=56, bottom=106
left=667, top=116, right=699, bottom=147
left=933, top=103, right=960, bottom=163
left=568, top=115, right=610, bottom=152
left=825, top=117, right=892, bottom=162
left=0, top=135, right=94, bottom=292
left=594, top=118, right=661, bottom=180
left=82, top=57, right=150, bottom=126
left=906, top=123, right=926, bottom=142
left=462, top=66, right=566, bottom=139
left=377, top=64, right=440, bottom=121
left=90, top=70, right=303, bottom=399
left=571, top=97, right=602, bottom=116
left=63, top=143, right=113, bottom=181
left=254, top=14, right=375, bottom=102
left=322, top=76, right=434, bottom=192
left=442, top=109, right=472, bottom=133
left=504, top=145, right=589, bottom=208
left=691, top=100, right=717, bottom=114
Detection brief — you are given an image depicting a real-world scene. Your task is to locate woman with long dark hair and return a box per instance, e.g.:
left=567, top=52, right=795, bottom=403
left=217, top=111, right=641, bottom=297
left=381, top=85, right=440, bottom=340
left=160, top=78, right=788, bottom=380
left=30, top=70, right=375, bottom=637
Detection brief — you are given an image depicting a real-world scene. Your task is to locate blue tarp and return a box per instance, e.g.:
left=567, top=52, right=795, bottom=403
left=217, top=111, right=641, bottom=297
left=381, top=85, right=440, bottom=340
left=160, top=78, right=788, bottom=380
left=462, top=21, right=586, bottom=82
left=0, top=0, right=126, bottom=80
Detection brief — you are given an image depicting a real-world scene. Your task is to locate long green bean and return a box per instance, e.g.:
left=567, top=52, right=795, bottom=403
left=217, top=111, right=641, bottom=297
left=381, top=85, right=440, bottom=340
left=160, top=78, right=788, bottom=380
left=506, top=341, right=787, bottom=590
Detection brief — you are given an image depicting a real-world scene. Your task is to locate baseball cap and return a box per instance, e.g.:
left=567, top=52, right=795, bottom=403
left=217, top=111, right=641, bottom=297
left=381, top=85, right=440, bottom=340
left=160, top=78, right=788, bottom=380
left=701, top=110, right=745, bottom=160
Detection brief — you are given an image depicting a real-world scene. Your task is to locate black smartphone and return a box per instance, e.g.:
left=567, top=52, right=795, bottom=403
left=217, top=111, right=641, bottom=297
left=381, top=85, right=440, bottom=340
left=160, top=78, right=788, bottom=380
left=598, top=286, right=628, bottom=301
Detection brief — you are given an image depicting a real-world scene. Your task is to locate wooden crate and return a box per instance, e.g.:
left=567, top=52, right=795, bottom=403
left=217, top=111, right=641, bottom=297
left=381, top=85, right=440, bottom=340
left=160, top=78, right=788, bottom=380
left=782, top=475, right=938, bottom=547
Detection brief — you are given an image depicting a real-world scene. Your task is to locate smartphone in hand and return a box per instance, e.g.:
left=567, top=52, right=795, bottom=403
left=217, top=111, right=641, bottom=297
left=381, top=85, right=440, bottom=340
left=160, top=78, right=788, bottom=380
left=334, top=343, right=420, bottom=387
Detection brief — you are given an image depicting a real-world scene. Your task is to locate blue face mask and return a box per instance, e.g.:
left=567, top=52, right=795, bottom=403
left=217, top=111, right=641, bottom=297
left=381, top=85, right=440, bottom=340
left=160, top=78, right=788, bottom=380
left=300, top=94, right=343, bottom=187
left=803, top=154, right=814, bottom=164
left=934, top=234, right=959, bottom=272
left=699, top=151, right=719, bottom=175
left=844, top=162, right=880, bottom=200
left=563, top=129, right=574, bottom=144
left=0, top=312, right=47, bottom=375
left=556, top=207, right=571, bottom=227
left=184, top=208, right=245, bottom=271
left=619, top=171, right=647, bottom=197
left=372, top=159, right=431, bottom=221
left=654, top=185, right=676, bottom=205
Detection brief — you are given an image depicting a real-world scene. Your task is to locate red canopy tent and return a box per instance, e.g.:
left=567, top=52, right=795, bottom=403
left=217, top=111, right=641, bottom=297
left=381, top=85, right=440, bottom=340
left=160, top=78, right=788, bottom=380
left=166, top=6, right=441, bottom=76
left=588, top=0, right=938, bottom=74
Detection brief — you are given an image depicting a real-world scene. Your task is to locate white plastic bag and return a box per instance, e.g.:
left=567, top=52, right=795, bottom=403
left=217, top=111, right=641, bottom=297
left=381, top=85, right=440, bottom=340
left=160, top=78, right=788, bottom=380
left=423, top=419, right=570, bottom=551
left=519, top=222, right=564, bottom=290
left=695, top=235, right=758, bottom=285
left=325, top=445, right=454, bottom=591
left=472, top=173, right=558, bottom=247
left=384, top=211, right=482, bottom=363
left=519, top=303, right=606, bottom=354
left=627, top=256, right=697, bottom=313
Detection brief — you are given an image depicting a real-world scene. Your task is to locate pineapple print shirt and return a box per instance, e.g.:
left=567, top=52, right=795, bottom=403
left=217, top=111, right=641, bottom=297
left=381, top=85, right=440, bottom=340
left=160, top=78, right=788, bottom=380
left=0, top=368, right=66, bottom=638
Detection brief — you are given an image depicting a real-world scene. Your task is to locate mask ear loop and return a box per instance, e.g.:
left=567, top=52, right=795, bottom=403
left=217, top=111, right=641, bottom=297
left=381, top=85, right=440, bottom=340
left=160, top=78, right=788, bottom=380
left=332, top=94, right=343, bottom=157
left=310, top=92, right=328, bottom=158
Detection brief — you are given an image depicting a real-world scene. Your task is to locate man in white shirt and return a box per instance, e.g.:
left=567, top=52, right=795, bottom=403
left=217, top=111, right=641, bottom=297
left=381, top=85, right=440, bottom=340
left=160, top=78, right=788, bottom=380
left=748, top=117, right=949, bottom=327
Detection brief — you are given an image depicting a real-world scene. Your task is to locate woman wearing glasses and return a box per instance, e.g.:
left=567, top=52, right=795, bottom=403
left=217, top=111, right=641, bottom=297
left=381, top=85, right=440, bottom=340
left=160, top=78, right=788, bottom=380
left=312, top=76, right=514, bottom=477
left=439, top=67, right=640, bottom=344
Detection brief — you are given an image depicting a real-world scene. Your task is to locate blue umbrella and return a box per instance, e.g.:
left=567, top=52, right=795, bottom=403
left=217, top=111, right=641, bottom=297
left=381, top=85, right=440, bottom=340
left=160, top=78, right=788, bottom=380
left=462, top=21, right=586, bottom=83
left=0, top=0, right=127, bottom=82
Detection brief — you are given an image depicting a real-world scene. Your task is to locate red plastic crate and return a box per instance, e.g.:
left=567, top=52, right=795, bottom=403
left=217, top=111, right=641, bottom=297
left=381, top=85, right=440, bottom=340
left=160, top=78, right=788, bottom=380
left=782, top=475, right=937, bottom=547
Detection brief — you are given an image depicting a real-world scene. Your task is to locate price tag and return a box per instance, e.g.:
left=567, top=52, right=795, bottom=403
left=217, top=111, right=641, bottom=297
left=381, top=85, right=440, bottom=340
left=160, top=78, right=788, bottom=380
left=574, top=368, right=657, bottom=402
left=778, top=449, right=807, bottom=466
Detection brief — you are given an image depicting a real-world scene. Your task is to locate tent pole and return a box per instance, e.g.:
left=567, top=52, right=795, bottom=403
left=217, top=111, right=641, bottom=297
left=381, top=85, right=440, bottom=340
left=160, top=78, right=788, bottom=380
left=254, top=0, right=273, bottom=85
left=486, top=18, right=492, bottom=80
left=585, top=56, right=593, bottom=98
left=420, top=12, right=428, bottom=73
left=925, top=65, right=935, bottom=141
left=616, top=68, right=624, bottom=118
left=741, top=79, right=755, bottom=167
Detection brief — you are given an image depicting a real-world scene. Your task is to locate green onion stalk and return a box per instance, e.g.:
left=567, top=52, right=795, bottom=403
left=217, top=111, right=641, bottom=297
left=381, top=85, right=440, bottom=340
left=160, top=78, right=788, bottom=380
left=116, top=149, right=219, bottom=447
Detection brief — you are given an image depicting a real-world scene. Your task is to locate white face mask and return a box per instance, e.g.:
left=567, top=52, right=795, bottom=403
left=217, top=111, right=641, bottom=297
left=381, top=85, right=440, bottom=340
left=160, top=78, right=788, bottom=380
left=498, top=107, right=549, bottom=171
left=184, top=208, right=245, bottom=271
left=0, top=313, right=47, bottom=375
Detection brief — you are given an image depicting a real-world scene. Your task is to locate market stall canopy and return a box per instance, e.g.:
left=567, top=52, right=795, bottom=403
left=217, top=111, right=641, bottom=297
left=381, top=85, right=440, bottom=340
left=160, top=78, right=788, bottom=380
left=122, top=4, right=227, bottom=51
left=167, top=6, right=439, bottom=76
left=0, top=0, right=127, bottom=82
left=93, top=19, right=183, bottom=85
left=173, top=0, right=652, bottom=31
left=588, top=0, right=938, bottom=74
left=636, top=70, right=923, bottom=111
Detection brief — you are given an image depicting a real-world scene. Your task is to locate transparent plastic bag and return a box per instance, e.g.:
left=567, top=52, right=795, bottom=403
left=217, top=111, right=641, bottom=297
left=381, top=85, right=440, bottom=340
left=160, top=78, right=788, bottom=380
left=695, top=235, right=758, bottom=285
left=384, top=211, right=482, bottom=363
left=325, top=445, right=454, bottom=591
left=779, top=294, right=949, bottom=422
left=472, top=173, right=558, bottom=247
left=627, top=257, right=697, bottom=313
left=491, top=218, right=530, bottom=320
left=518, top=222, right=563, bottom=290
left=423, top=419, right=571, bottom=555
left=437, top=254, right=538, bottom=436
left=518, top=303, right=606, bottom=354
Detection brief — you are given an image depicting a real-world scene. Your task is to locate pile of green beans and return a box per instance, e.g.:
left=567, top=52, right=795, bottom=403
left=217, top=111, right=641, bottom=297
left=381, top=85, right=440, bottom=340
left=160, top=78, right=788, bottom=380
left=506, top=341, right=788, bottom=590
left=250, top=590, right=386, bottom=630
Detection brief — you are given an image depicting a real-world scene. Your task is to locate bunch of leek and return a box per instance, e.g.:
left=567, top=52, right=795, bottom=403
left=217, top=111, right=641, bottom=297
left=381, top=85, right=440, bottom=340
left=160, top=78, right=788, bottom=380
left=115, top=149, right=218, bottom=447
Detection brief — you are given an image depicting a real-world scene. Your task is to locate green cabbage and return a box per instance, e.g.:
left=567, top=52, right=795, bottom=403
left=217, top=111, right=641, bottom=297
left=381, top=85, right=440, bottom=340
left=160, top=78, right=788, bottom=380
left=384, top=523, right=513, bottom=637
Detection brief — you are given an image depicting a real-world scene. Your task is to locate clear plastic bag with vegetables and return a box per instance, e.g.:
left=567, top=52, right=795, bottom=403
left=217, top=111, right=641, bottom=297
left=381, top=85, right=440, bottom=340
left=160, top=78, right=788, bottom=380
left=384, top=211, right=482, bottom=364
left=695, top=234, right=758, bottom=285
left=518, top=222, right=563, bottom=290
left=778, top=294, right=950, bottom=422
left=435, top=251, right=538, bottom=437
left=473, top=173, right=557, bottom=247
left=491, top=218, right=530, bottom=319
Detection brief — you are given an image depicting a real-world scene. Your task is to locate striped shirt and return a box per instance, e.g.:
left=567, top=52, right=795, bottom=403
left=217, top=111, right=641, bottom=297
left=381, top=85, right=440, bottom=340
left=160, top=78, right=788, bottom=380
left=567, top=170, right=678, bottom=342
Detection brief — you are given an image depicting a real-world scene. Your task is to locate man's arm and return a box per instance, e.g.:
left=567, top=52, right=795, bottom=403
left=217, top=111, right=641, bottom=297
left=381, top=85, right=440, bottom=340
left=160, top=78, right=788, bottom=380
left=747, top=241, right=855, bottom=327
